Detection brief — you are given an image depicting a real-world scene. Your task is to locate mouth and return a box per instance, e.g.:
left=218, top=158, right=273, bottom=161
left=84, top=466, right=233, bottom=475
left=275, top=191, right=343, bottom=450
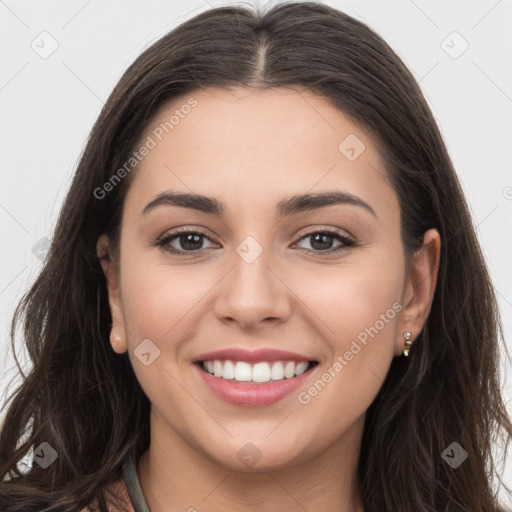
left=193, top=358, right=319, bottom=407
left=194, top=359, right=319, bottom=384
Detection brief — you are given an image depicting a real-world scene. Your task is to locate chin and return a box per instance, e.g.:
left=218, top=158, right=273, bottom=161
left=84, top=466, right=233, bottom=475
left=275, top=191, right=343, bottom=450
left=203, top=440, right=311, bottom=473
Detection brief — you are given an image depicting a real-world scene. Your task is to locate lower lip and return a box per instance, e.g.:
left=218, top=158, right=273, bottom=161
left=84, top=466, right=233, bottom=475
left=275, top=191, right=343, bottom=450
left=194, top=363, right=317, bottom=407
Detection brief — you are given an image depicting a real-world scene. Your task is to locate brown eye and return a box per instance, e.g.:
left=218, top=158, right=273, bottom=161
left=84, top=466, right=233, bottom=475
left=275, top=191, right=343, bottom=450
left=295, top=229, right=355, bottom=255
left=152, top=230, right=217, bottom=255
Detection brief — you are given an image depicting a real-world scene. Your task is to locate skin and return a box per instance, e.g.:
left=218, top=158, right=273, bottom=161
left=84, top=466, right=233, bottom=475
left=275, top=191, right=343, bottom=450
left=97, top=86, right=440, bottom=512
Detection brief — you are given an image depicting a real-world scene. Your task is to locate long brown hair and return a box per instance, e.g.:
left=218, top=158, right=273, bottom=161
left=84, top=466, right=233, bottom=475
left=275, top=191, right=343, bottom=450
left=1, top=2, right=511, bottom=511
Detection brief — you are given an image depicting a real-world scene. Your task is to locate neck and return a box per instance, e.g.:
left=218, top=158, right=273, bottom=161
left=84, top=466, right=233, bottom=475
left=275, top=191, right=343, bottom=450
left=137, top=409, right=365, bottom=512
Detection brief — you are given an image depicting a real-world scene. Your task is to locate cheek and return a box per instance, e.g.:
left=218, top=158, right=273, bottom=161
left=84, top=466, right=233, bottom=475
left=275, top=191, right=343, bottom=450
left=120, top=249, right=211, bottom=340
left=118, top=249, right=206, bottom=403
left=292, top=256, right=404, bottom=429
left=293, top=256, right=404, bottom=351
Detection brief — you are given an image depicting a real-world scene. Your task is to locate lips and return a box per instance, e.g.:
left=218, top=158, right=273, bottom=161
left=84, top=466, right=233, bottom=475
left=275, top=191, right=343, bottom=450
left=194, top=347, right=313, bottom=364
left=193, top=347, right=319, bottom=406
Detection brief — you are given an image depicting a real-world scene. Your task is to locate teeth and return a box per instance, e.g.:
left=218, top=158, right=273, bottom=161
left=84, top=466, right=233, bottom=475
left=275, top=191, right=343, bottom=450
left=234, top=361, right=252, bottom=382
left=295, top=361, right=309, bottom=376
left=252, top=362, right=271, bottom=383
left=213, top=360, right=223, bottom=377
left=270, top=361, right=284, bottom=380
left=284, top=361, right=295, bottom=379
left=201, top=360, right=312, bottom=382
left=223, top=360, right=235, bottom=380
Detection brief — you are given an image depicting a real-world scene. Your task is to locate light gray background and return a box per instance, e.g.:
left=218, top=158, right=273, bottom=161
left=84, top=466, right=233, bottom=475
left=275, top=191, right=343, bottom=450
left=1, top=0, right=511, bottom=503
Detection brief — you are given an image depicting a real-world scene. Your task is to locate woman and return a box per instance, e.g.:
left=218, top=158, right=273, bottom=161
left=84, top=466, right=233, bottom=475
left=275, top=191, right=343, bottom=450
left=0, top=2, right=510, bottom=511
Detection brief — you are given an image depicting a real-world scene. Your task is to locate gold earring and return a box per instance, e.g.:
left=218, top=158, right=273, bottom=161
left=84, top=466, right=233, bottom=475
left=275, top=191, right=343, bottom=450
left=403, top=332, right=413, bottom=356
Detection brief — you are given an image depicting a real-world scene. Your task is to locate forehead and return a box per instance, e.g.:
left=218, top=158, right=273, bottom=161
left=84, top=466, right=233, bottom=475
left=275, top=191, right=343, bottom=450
left=123, top=86, right=398, bottom=224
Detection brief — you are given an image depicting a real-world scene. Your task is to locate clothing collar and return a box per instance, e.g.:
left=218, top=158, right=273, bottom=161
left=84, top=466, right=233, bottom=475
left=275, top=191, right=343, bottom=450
left=122, top=451, right=151, bottom=512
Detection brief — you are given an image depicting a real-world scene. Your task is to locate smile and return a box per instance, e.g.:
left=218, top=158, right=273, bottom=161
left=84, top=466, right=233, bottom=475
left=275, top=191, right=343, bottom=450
left=194, top=359, right=319, bottom=407
left=199, top=359, right=315, bottom=383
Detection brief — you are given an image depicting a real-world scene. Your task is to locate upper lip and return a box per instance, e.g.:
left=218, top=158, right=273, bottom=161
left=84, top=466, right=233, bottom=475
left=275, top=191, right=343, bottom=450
left=194, top=348, right=315, bottom=364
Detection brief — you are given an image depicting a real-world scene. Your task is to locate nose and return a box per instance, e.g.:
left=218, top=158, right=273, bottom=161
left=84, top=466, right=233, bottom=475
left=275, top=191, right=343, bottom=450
left=213, top=240, right=292, bottom=330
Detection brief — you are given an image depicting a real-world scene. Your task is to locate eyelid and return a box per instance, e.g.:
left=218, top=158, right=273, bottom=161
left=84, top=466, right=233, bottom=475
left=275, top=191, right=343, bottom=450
left=158, top=225, right=218, bottom=242
left=294, top=225, right=353, bottom=241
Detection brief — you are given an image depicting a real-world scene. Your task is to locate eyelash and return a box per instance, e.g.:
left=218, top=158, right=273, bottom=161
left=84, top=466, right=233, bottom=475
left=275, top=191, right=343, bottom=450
left=150, top=227, right=356, bottom=257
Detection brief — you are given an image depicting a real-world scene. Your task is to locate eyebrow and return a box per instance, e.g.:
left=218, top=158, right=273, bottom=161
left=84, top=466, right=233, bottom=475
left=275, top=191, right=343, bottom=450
left=141, top=190, right=377, bottom=219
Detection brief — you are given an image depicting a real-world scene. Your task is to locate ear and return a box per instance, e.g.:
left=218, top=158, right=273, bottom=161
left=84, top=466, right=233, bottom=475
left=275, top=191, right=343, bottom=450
left=395, top=228, right=441, bottom=356
left=97, top=234, right=127, bottom=354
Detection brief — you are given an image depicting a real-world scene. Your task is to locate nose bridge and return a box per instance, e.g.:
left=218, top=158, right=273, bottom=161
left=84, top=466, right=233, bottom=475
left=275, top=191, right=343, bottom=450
left=213, top=231, right=291, bottom=327
left=231, top=232, right=279, bottom=304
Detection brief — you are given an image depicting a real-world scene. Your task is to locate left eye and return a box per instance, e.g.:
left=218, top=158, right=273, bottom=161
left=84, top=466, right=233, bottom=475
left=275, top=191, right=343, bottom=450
left=295, top=231, right=354, bottom=253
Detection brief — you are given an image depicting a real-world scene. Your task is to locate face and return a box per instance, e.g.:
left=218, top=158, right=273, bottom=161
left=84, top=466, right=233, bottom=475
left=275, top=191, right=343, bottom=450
left=99, top=86, right=439, bottom=472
